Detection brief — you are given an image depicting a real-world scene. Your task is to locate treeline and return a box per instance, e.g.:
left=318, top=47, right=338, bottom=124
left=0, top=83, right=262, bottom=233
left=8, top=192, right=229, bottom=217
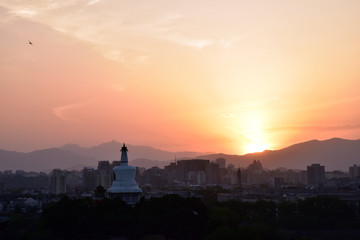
left=1, top=194, right=360, bottom=240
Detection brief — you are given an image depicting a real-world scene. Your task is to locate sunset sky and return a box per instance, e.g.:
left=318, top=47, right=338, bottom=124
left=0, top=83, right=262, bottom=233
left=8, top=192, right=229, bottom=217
left=1, top=0, right=360, bottom=155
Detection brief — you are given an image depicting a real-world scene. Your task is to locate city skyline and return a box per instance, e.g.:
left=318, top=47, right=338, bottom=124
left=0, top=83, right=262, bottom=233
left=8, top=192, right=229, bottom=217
left=1, top=1, right=360, bottom=155
left=1, top=138, right=359, bottom=172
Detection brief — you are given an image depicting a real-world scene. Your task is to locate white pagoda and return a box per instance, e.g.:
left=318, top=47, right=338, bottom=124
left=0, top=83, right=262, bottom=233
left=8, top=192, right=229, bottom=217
left=107, top=143, right=142, bottom=204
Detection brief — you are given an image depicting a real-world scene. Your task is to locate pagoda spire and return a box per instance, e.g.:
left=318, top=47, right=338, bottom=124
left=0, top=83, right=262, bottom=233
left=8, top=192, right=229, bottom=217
left=120, top=143, right=128, bottom=166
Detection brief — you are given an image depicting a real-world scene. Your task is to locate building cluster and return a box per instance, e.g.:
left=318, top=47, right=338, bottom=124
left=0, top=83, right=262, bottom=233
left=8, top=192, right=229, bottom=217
left=49, top=161, right=120, bottom=195
left=1, top=157, right=360, bottom=217
left=1, top=159, right=360, bottom=196
left=0, top=170, right=48, bottom=193
left=2, top=142, right=360, bottom=218
left=239, top=162, right=327, bottom=188
left=163, top=158, right=236, bottom=186
left=135, top=160, right=360, bottom=191
left=0, top=162, right=117, bottom=195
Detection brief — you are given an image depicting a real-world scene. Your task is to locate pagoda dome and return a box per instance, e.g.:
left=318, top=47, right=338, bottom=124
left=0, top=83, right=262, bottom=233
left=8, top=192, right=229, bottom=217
left=108, top=164, right=142, bottom=193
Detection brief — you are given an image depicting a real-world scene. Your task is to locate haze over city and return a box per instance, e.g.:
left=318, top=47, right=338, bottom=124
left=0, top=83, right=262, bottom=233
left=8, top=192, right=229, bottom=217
left=1, top=0, right=360, bottom=156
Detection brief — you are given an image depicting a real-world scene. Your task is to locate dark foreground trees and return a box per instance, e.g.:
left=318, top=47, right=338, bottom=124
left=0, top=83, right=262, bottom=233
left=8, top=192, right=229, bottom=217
left=1, top=195, right=360, bottom=240
left=1, top=195, right=208, bottom=240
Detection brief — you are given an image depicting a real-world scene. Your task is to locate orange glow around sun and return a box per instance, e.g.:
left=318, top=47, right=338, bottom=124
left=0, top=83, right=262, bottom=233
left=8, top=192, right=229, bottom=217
left=241, top=111, right=271, bottom=153
left=245, top=142, right=269, bottom=154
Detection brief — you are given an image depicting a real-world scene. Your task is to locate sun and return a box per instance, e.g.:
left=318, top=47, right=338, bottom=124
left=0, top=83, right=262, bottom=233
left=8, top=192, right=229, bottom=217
left=240, top=111, right=270, bottom=154
left=245, top=142, right=269, bottom=153
left=226, top=110, right=271, bottom=154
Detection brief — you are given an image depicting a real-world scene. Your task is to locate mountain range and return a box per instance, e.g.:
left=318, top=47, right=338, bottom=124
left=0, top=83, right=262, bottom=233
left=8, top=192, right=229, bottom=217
left=61, top=140, right=202, bottom=162
left=198, top=138, right=360, bottom=171
left=0, top=141, right=203, bottom=172
left=0, top=138, right=360, bottom=172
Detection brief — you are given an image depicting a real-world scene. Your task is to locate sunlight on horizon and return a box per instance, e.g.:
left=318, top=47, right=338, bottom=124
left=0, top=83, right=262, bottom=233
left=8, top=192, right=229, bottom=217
left=244, top=142, right=269, bottom=154
left=234, top=111, right=272, bottom=154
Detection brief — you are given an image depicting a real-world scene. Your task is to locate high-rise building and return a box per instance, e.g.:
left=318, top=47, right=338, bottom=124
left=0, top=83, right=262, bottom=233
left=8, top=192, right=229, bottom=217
left=247, top=160, right=263, bottom=173
left=349, top=164, right=360, bottom=178
left=97, top=161, right=112, bottom=189
left=307, top=164, right=325, bottom=186
left=216, top=158, right=226, bottom=184
left=50, top=169, right=67, bottom=194
left=163, top=159, right=220, bottom=185
left=65, top=170, right=83, bottom=191
left=269, top=177, right=285, bottom=188
left=209, top=162, right=220, bottom=185
left=141, top=167, right=166, bottom=189
left=237, top=168, right=241, bottom=188
left=187, top=171, right=206, bottom=185
left=223, top=165, right=239, bottom=185
left=216, top=158, right=226, bottom=169
left=175, top=159, right=210, bottom=181
left=83, top=167, right=97, bottom=191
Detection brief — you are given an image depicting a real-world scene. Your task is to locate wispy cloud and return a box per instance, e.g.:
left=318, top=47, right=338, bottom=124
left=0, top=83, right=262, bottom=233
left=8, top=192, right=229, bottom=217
left=159, top=13, right=183, bottom=25
left=10, top=9, right=37, bottom=17
left=104, top=50, right=124, bottom=62
left=219, top=35, right=247, bottom=48
left=135, top=55, right=150, bottom=63
left=164, top=34, right=214, bottom=49
left=53, top=100, right=94, bottom=122
left=3, top=1, right=78, bottom=13
left=88, top=0, right=101, bottom=6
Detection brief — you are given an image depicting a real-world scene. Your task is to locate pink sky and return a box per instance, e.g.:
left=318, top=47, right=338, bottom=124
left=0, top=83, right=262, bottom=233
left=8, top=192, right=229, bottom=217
left=1, top=0, right=360, bottom=154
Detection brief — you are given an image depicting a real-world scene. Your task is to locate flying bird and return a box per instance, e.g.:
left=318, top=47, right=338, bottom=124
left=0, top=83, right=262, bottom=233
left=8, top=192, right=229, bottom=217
left=28, top=41, right=33, bottom=45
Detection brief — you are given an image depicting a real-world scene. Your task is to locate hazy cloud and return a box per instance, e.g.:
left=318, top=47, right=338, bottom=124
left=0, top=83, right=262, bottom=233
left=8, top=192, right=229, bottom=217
left=297, top=96, right=360, bottom=112
left=108, top=84, right=125, bottom=92
left=222, top=113, right=235, bottom=118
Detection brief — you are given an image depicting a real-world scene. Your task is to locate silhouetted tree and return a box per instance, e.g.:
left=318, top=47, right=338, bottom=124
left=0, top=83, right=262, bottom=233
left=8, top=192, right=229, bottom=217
left=94, top=185, right=106, bottom=198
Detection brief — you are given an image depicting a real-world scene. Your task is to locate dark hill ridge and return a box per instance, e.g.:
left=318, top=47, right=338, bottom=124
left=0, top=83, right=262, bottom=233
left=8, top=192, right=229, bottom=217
left=198, top=138, right=360, bottom=171
left=0, top=148, right=97, bottom=172
left=61, top=140, right=202, bottom=162
left=0, top=141, right=201, bottom=172
left=1, top=138, right=360, bottom=171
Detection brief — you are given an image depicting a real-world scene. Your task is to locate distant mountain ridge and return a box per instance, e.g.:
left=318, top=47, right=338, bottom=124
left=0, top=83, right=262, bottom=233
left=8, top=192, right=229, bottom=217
left=1, top=138, right=360, bottom=171
left=61, top=140, right=202, bottom=162
left=0, top=148, right=97, bottom=172
left=198, top=138, right=360, bottom=171
left=0, top=141, right=201, bottom=172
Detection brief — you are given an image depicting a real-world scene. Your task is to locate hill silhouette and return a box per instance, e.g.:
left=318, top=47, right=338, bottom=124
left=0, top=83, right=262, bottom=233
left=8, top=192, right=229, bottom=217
left=1, top=138, right=360, bottom=171
left=61, top=140, right=201, bottom=162
left=198, top=138, right=360, bottom=171
left=0, top=148, right=97, bottom=172
left=0, top=141, right=200, bottom=171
